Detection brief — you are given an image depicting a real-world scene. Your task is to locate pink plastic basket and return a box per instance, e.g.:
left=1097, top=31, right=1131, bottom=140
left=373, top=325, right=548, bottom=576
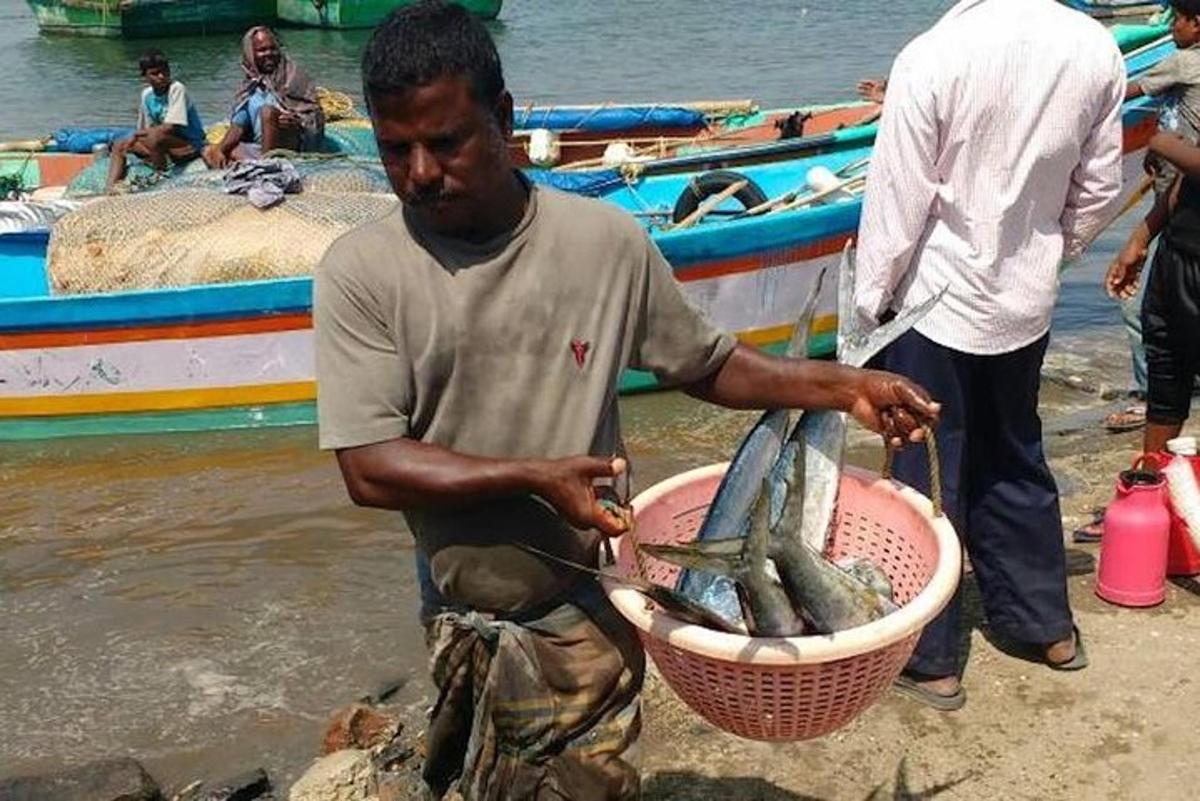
left=602, top=463, right=961, bottom=742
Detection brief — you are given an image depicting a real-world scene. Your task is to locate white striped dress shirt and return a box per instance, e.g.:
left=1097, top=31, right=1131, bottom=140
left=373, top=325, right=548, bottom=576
left=854, top=0, right=1126, bottom=355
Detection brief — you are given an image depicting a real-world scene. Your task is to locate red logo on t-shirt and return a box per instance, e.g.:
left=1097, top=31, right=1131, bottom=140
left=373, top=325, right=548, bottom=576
left=570, top=339, right=590, bottom=368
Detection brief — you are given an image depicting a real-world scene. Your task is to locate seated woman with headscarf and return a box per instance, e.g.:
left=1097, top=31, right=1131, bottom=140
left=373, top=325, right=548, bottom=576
left=205, top=26, right=325, bottom=167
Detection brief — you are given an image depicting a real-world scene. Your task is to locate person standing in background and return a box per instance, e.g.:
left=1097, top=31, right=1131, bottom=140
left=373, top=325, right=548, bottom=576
left=1104, top=0, right=1200, bottom=436
left=854, top=0, right=1125, bottom=710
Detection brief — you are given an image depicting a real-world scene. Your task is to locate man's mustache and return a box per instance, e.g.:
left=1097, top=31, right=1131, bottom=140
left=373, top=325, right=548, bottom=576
left=403, top=188, right=454, bottom=207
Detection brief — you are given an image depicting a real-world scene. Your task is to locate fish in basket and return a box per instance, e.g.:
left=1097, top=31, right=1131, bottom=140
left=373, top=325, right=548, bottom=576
left=600, top=245, right=961, bottom=741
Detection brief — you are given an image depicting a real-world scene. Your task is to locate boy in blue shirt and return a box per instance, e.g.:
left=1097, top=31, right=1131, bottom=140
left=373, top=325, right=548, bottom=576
left=106, top=50, right=209, bottom=193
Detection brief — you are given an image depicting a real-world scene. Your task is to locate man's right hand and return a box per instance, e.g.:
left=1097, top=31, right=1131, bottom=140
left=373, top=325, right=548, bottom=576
left=532, top=456, right=630, bottom=538
left=1106, top=239, right=1148, bottom=300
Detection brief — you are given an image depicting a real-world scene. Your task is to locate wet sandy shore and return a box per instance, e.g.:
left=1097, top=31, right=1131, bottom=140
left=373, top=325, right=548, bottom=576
left=638, top=331, right=1200, bottom=801
left=4, top=280, right=1197, bottom=797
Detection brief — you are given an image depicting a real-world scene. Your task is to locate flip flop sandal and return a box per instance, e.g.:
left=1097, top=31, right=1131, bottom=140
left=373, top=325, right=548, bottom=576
left=1046, top=625, right=1089, bottom=672
left=892, top=673, right=967, bottom=711
left=1104, top=405, right=1147, bottom=433
left=1072, top=508, right=1105, bottom=543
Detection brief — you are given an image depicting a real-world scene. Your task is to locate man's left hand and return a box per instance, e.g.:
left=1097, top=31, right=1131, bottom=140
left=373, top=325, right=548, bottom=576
left=846, top=369, right=941, bottom=448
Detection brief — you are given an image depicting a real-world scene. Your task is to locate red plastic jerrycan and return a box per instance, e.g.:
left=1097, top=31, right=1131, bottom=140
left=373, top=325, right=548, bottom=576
left=1096, top=464, right=1170, bottom=607
left=1144, top=450, right=1200, bottom=577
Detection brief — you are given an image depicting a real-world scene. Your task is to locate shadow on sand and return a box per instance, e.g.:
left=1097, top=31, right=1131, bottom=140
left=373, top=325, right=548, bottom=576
left=644, top=758, right=973, bottom=801
left=1168, top=575, right=1200, bottom=597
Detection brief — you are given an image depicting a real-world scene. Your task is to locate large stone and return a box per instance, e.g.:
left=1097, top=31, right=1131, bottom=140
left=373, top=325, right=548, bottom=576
left=321, top=704, right=400, bottom=755
left=372, top=740, right=414, bottom=773
left=198, top=768, right=272, bottom=801
left=287, top=751, right=374, bottom=801
left=357, top=676, right=407, bottom=706
left=0, top=757, right=161, bottom=801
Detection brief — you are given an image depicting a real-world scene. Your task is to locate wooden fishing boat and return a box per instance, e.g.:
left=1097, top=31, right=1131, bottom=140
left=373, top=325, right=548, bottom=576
left=1109, top=17, right=1171, bottom=51
left=1062, top=0, right=1167, bottom=20
left=0, top=39, right=1169, bottom=440
left=275, top=0, right=501, bottom=28
left=520, top=102, right=883, bottom=171
left=26, top=0, right=276, bottom=38
left=1, top=152, right=93, bottom=195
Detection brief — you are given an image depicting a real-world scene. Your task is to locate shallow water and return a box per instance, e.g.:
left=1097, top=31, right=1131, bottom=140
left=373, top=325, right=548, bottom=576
left=0, top=0, right=1145, bottom=787
left=0, top=0, right=957, bottom=140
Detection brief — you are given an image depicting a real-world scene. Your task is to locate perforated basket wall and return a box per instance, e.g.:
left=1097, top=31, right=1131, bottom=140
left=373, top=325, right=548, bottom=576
left=609, top=464, right=954, bottom=741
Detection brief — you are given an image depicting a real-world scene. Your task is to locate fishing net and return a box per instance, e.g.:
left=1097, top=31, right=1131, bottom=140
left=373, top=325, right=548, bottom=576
left=65, top=150, right=393, bottom=199
left=48, top=188, right=397, bottom=294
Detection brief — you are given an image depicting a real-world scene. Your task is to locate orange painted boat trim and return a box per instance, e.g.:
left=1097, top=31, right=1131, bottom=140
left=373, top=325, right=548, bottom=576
left=0, top=313, right=312, bottom=350
left=674, top=234, right=852, bottom=282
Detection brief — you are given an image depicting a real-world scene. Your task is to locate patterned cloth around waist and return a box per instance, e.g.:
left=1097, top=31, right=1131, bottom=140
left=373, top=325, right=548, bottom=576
left=423, top=581, right=645, bottom=801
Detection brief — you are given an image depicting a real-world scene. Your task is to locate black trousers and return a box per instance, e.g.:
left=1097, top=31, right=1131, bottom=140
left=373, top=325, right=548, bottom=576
left=877, top=330, right=1074, bottom=676
left=1143, top=236, right=1200, bottom=426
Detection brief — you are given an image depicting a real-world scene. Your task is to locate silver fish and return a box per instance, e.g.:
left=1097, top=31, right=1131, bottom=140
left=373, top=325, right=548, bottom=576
left=835, top=556, right=895, bottom=602
left=646, top=478, right=804, bottom=636
left=676, top=268, right=827, bottom=625
left=673, top=244, right=944, bottom=625
left=796, top=245, right=947, bottom=553
left=646, top=451, right=894, bottom=634
left=770, top=433, right=896, bottom=632
left=515, top=543, right=743, bottom=634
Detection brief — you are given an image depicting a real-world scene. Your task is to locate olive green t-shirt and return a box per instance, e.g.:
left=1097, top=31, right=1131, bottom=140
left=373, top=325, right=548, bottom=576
left=314, top=183, right=735, bottom=613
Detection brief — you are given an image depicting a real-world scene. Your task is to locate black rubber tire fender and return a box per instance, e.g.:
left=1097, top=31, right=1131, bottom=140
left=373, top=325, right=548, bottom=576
left=670, top=170, right=769, bottom=224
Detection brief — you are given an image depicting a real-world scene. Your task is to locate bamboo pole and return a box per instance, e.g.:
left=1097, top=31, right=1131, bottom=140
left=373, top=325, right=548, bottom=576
left=669, top=179, right=749, bottom=230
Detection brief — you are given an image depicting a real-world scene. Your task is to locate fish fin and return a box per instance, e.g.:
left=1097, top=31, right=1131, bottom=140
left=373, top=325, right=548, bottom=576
left=841, top=284, right=948, bottom=368
left=642, top=539, right=745, bottom=577
left=774, top=430, right=807, bottom=537
left=745, top=478, right=773, bottom=565
left=785, top=265, right=828, bottom=359
left=733, top=581, right=759, bottom=633
left=836, top=240, right=858, bottom=360
left=642, top=585, right=747, bottom=634
left=515, top=543, right=743, bottom=634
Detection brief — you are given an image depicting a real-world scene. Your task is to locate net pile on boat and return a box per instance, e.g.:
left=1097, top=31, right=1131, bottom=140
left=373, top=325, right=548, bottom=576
left=48, top=181, right=397, bottom=294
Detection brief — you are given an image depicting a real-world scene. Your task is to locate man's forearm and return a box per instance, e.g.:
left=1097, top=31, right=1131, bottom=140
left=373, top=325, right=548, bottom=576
left=1125, top=184, right=1172, bottom=250
left=684, top=343, right=859, bottom=412
left=336, top=438, right=542, bottom=512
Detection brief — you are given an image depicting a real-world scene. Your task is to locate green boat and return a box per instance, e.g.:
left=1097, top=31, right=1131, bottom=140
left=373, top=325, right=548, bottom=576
left=275, top=0, right=502, bottom=29
left=27, top=0, right=276, bottom=38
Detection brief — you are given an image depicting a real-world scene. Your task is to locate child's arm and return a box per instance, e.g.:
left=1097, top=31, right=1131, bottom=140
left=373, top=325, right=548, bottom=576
left=1147, top=131, right=1200, bottom=180
left=1134, top=51, right=1184, bottom=104
left=1105, top=180, right=1173, bottom=299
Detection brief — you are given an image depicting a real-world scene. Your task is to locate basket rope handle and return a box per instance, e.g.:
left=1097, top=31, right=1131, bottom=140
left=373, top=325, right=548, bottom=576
left=881, top=424, right=944, bottom=518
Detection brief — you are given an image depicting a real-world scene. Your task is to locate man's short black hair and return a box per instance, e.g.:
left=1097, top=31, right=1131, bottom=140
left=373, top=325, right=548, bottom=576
left=361, top=0, right=505, bottom=108
left=139, top=49, right=169, bottom=75
left=1173, top=0, right=1200, bottom=17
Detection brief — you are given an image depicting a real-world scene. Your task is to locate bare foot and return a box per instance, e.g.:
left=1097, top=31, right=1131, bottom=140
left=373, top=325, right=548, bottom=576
left=1045, top=634, right=1076, bottom=666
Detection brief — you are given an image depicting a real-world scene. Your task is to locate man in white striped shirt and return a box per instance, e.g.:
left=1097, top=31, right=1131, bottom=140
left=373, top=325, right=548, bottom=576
left=855, top=0, right=1125, bottom=710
